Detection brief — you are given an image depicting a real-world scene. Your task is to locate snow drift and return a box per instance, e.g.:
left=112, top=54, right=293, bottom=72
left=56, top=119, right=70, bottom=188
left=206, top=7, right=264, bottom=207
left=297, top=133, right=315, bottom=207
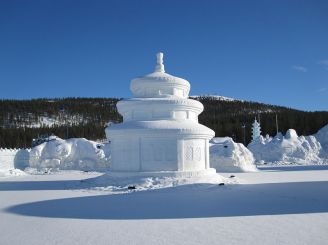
left=29, top=136, right=110, bottom=170
left=315, top=124, right=328, bottom=158
left=210, top=137, right=257, bottom=172
left=248, top=129, right=324, bottom=164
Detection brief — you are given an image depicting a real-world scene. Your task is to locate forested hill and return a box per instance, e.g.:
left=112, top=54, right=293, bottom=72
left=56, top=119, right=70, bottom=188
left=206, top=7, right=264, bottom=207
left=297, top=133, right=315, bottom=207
left=0, top=98, right=122, bottom=148
left=1, top=97, right=328, bottom=148
left=196, top=96, right=328, bottom=144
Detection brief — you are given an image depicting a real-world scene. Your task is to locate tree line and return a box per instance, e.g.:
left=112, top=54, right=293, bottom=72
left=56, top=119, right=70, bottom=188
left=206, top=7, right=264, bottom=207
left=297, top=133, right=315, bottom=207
left=197, top=96, right=328, bottom=144
left=0, top=97, right=327, bottom=148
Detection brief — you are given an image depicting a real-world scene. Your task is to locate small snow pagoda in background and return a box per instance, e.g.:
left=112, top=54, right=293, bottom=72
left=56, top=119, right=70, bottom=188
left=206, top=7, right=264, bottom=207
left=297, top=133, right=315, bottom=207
left=106, top=53, right=215, bottom=176
left=251, top=118, right=261, bottom=141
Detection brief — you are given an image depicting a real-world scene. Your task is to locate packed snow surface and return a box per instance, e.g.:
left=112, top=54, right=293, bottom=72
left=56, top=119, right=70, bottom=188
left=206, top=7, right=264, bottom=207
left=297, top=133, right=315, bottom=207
left=210, top=137, right=257, bottom=172
left=0, top=166, right=328, bottom=245
left=84, top=171, right=227, bottom=192
left=29, top=136, right=110, bottom=170
left=0, top=169, right=26, bottom=177
left=248, top=128, right=326, bottom=164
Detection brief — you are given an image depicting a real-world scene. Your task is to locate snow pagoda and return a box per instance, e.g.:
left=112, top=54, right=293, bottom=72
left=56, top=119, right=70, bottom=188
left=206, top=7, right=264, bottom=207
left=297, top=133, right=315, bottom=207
left=106, top=53, right=215, bottom=176
left=251, top=118, right=261, bottom=141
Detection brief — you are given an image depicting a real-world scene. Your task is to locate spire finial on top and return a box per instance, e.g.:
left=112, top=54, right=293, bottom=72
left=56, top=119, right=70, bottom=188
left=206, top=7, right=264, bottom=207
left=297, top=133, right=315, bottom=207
left=155, top=52, right=165, bottom=73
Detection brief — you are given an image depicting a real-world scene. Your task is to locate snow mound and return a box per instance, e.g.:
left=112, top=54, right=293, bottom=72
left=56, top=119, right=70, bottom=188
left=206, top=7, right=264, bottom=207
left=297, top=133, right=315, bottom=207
left=315, top=124, right=328, bottom=158
left=248, top=129, right=323, bottom=164
left=210, top=137, right=257, bottom=172
left=81, top=171, right=228, bottom=193
left=29, top=136, right=110, bottom=171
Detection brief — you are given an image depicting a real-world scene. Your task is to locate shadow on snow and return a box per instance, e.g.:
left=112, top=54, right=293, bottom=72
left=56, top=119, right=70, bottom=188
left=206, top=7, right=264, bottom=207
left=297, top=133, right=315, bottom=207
left=257, top=165, right=328, bottom=172
left=0, top=178, right=98, bottom=191
left=4, top=180, right=328, bottom=219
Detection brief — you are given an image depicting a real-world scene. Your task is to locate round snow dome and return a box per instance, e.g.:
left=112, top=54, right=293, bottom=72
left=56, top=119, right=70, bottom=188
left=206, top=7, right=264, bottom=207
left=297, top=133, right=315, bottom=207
left=130, top=53, right=190, bottom=98
left=285, top=129, right=298, bottom=139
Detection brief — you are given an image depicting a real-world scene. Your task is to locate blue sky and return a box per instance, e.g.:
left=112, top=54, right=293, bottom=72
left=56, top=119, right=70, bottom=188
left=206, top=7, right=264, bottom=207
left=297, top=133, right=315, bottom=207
left=0, top=0, right=327, bottom=111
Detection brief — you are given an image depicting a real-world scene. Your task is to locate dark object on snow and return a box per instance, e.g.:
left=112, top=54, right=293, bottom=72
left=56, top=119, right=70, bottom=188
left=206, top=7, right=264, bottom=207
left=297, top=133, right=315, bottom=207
left=218, top=183, right=225, bottom=186
left=32, top=134, right=56, bottom=147
left=229, top=175, right=235, bottom=178
left=128, top=185, right=136, bottom=190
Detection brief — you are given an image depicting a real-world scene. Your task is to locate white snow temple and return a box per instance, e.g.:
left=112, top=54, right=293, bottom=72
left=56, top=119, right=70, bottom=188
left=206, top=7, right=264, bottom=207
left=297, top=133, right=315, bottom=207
left=106, top=53, right=216, bottom=176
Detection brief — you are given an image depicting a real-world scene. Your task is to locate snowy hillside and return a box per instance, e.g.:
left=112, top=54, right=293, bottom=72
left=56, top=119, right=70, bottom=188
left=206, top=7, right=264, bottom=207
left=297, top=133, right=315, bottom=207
left=28, top=115, right=85, bottom=128
left=190, top=95, right=238, bottom=102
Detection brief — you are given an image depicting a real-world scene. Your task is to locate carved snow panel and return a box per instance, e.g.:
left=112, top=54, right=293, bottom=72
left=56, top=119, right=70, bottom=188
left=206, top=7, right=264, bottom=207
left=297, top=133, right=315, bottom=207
left=112, top=138, right=139, bottom=171
left=141, top=138, right=177, bottom=171
left=183, top=139, right=205, bottom=171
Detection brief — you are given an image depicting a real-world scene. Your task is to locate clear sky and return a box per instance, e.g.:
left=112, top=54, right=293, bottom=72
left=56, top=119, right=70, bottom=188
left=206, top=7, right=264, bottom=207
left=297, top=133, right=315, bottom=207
left=0, top=0, right=327, bottom=111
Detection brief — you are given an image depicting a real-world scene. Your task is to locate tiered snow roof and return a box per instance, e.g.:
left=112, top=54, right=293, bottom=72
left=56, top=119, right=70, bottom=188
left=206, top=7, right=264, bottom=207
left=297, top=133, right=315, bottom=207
left=130, top=53, right=190, bottom=98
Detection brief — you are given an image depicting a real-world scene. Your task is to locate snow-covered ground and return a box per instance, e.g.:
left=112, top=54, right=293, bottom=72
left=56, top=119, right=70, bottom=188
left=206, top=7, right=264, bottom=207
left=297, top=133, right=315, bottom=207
left=1, top=166, right=327, bottom=245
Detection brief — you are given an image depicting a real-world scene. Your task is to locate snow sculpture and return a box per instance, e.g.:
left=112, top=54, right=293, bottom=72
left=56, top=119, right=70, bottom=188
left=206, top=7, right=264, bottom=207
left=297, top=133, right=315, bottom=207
left=251, top=118, right=261, bottom=141
left=29, top=136, right=110, bottom=170
left=315, top=124, right=328, bottom=158
left=210, top=137, right=257, bottom=172
left=106, top=53, right=215, bottom=176
left=248, top=129, right=323, bottom=164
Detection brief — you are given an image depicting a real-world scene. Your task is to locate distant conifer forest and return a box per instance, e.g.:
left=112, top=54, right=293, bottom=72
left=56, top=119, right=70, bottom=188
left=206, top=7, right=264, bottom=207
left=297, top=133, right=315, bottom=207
left=0, top=97, right=327, bottom=148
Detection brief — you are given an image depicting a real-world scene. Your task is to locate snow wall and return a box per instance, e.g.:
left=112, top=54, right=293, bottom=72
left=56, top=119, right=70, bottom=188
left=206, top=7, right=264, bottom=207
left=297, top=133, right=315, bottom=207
left=210, top=137, right=257, bottom=172
left=0, top=148, right=30, bottom=176
left=248, top=128, right=327, bottom=164
left=0, top=148, right=30, bottom=170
